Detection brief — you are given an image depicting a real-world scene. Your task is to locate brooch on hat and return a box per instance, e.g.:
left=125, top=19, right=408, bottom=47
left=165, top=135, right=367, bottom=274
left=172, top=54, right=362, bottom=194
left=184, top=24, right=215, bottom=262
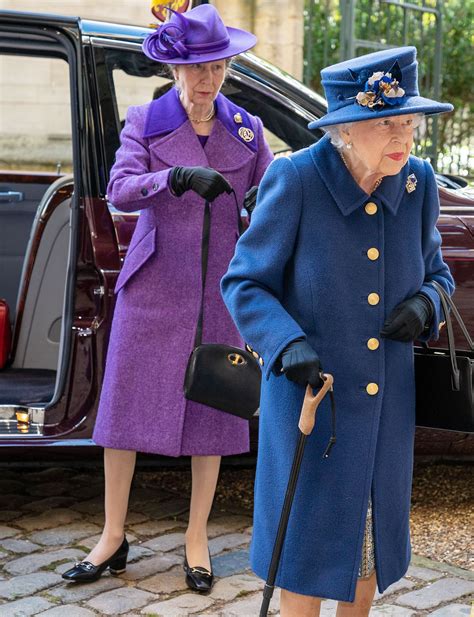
left=406, top=173, right=417, bottom=193
left=356, top=61, right=406, bottom=110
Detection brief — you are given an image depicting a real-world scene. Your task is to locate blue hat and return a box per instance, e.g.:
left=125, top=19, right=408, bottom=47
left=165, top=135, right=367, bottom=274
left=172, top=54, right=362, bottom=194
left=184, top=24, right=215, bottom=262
left=308, top=46, right=453, bottom=129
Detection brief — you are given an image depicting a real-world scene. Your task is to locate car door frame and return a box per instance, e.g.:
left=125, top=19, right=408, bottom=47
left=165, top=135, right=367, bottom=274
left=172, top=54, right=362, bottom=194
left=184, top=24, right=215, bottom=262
left=0, top=12, right=116, bottom=442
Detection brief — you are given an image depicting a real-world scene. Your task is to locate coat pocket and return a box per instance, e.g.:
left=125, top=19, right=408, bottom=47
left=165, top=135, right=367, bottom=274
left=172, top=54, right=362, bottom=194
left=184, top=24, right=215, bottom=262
left=114, top=226, right=156, bottom=294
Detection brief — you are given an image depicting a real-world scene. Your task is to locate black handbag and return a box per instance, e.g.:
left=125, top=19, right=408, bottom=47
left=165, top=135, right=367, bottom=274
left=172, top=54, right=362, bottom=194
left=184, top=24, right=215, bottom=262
left=183, top=198, right=261, bottom=420
left=415, top=280, right=474, bottom=432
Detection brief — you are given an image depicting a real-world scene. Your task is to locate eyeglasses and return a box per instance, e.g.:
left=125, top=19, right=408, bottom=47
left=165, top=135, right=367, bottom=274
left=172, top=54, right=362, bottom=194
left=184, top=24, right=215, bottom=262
left=372, top=116, right=424, bottom=134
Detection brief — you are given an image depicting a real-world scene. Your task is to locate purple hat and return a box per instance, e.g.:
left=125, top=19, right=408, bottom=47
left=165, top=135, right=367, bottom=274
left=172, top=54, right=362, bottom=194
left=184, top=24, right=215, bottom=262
left=142, top=5, right=257, bottom=65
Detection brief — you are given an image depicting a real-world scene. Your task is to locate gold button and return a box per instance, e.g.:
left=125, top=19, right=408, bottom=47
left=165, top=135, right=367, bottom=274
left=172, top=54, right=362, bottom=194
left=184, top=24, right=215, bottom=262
left=368, top=293, right=380, bottom=306
left=365, top=202, right=378, bottom=215
left=367, top=338, right=380, bottom=350
left=367, top=248, right=379, bottom=261
left=259, top=357, right=264, bottom=366
left=366, top=383, right=379, bottom=395
left=252, top=351, right=259, bottom=359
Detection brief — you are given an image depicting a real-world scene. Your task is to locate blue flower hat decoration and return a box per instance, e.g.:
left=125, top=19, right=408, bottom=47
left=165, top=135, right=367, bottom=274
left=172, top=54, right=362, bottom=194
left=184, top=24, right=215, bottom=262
left=309, top=47, right=453, bottom=129
left=355, top=61, right=406, bottom=109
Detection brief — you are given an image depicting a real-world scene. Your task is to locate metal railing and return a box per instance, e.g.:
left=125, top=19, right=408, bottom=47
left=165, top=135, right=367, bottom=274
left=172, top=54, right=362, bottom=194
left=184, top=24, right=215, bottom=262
left=304, top=0, right=472, bottom=177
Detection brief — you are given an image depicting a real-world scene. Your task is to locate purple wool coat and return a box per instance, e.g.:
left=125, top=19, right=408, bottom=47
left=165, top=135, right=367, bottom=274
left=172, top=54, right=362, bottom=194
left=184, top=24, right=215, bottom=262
left=93, top=88, right=273, bottom=456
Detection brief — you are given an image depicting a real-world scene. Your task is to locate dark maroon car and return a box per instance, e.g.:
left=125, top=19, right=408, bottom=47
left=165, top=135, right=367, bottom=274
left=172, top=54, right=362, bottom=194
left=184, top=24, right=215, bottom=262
left=0, top=11, right=472, bottom=459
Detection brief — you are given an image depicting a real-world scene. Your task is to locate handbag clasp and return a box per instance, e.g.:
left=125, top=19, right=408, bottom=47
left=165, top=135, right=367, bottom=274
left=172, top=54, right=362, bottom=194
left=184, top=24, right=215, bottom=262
left=227, top=352, right=246, bottom=366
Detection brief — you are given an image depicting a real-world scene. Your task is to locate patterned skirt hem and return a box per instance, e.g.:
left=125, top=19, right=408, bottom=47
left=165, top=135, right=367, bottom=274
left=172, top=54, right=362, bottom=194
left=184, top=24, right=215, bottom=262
left=358, top=496, right=376, bottom=578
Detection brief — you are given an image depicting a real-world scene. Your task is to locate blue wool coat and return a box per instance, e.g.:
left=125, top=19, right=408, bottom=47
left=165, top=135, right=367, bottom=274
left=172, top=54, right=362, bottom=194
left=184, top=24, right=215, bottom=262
left=221, top=135, right=454, bottom=601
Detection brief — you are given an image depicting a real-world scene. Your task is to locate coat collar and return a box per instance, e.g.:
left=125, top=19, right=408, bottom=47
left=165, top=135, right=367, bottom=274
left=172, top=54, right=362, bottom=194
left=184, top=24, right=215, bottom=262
left=311, top=134, right=410, bottom=216
left=143, top=87, right=258, bottom=153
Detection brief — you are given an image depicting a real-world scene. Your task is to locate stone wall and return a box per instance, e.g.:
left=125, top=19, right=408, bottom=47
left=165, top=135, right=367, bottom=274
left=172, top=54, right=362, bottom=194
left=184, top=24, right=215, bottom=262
left=214, top=0, right=304, bottom=78
left=0, top=0, right=304, bottom=169
left=0, top=0, right=304, bottom=76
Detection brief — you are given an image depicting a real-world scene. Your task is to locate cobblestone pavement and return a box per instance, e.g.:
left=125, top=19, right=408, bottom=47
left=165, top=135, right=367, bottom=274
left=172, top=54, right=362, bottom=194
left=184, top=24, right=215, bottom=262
left=0, top=465, right=472, bottom=616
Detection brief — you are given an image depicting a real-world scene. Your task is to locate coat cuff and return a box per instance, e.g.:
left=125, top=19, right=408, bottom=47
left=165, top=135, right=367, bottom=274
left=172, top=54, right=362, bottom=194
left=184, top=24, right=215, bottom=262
left=417, top=284, right=445, bottom=342
left=263, top=331, right=306, bottom=381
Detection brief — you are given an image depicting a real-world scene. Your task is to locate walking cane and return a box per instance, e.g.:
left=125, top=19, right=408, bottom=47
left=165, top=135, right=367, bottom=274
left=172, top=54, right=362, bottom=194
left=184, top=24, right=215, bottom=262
left=259, top=374, right=336, bottom=617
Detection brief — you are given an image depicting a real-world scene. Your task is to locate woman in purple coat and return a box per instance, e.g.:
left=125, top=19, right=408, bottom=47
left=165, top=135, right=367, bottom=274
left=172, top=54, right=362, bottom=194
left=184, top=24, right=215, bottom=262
left=62, top=5, right=273, bottom=589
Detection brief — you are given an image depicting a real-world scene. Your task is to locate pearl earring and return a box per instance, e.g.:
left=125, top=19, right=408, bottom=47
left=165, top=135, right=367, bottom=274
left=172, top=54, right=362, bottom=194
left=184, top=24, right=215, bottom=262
left=346, top=142, right=353, bottom=150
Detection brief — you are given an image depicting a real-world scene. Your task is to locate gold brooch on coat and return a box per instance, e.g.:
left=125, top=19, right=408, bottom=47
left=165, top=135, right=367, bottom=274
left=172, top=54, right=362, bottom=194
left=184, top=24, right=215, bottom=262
left=406, top=173, right=417, bottom=193
left=234, top=112, right=243, bottom=124
left=238, top=127, right=254, bottom=142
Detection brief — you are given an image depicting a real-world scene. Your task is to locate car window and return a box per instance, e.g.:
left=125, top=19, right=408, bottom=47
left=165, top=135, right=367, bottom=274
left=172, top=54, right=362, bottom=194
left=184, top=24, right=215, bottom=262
left=0, top=54, right=73, bottom=174
left=94, top=46, right=171, bottom=178
left=113, top=63, right=172, bottom=126
left=95, top=46, right=319, bottom=182
left=0, top=51, right=74, bottom=320
left=220, top=78, right=318, bottom=156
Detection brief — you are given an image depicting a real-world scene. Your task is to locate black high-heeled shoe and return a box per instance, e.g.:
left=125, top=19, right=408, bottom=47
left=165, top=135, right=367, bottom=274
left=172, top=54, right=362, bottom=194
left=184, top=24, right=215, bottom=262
left=183, top=549, right=214, bottom=592
left=62, top=537, right=129, bottom=583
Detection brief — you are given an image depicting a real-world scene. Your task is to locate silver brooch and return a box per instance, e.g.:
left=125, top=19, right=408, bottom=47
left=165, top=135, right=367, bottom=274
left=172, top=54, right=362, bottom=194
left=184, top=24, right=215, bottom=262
left=406, top=173, right=417, bottom=193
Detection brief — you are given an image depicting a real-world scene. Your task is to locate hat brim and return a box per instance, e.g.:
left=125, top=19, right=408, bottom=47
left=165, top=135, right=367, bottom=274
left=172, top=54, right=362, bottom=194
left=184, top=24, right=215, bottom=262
left=143, top=26, right=257, bottom=64
left=308, top=95, right=453, bottom=129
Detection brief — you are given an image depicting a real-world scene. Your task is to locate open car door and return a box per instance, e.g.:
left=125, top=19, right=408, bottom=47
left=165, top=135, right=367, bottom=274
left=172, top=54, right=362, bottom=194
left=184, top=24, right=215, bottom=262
left=0, top=11, right=120, bottom=445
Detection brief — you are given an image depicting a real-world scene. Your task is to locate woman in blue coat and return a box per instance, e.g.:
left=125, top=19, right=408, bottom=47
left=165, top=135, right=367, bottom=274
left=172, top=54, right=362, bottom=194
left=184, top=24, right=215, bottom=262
left=221, top=47, right=454, bottom=615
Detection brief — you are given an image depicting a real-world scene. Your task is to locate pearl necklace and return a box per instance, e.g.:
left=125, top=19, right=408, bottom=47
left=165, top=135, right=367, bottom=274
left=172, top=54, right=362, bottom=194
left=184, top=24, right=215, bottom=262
left=340, top=151, right=383, bottom=193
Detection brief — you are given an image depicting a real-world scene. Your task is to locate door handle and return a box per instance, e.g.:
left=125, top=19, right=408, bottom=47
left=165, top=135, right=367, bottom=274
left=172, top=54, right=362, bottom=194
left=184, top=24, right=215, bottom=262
left=0, top=191, right=24, bottom=203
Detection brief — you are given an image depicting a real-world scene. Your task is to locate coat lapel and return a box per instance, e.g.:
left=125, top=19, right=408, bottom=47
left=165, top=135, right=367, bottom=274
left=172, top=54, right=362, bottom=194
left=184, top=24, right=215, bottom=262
left=311, top=135, right=409, bottom=216
left=148, top=121, right=210, bottom=168
left=205, top=119, right=254, bottom=171
left=143, top=87, right=186, bottom=138
left=144, top=88, right=255, bottom=172
left=374, top=163, right=411, bottom=215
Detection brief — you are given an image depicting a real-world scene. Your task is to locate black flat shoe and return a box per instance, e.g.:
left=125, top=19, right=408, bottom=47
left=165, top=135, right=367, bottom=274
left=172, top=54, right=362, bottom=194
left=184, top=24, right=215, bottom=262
left=62, top=537, right=129, bottom=583
left=183, top=550, right=214, bottom=592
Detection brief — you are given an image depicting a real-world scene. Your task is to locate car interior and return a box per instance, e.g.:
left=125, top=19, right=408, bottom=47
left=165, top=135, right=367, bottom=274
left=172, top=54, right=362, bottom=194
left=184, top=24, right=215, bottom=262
left=0, top=34, right=75, bottom=428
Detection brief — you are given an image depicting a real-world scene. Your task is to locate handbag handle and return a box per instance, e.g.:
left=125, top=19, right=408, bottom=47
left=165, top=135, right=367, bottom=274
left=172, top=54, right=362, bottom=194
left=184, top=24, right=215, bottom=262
left=194, top=190, right=243, bottom=349
left=430, top=281, right=474, bottom=350
left=428, top=280, right=474, bottom=391
left=193, top=200, right=210, bottom=349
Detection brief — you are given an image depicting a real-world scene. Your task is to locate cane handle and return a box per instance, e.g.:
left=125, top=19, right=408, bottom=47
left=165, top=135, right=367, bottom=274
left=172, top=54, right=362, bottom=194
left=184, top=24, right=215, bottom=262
left=298, top=373, right=334, bottom=436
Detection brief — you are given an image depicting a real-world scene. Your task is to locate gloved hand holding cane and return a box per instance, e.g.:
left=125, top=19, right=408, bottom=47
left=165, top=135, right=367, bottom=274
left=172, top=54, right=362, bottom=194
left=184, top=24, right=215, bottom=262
left=280, top=338, right=324, bottom=389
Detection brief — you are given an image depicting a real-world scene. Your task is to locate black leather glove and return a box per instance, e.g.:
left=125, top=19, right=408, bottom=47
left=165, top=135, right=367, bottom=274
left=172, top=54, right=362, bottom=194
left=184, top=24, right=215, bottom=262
left=380, top=293, right=434, bottom=342
left=243, top=186, right=258, bottom=217
left=170, top=166, right=232, bottom=202
left=279, top=338, right=323, bottom=388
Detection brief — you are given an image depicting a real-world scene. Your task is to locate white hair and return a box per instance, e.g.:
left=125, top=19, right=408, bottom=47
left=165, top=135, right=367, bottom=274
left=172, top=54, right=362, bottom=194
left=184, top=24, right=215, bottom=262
left=323, top=112, right=426, bottom=150
left=323, top=123, right=354, bottom=150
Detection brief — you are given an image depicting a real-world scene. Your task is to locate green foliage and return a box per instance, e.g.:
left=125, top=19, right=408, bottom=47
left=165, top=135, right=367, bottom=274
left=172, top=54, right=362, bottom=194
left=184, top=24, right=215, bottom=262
left=304, top=0, right=473, bottom=174
left=440, top=0, right=474, bottom=110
